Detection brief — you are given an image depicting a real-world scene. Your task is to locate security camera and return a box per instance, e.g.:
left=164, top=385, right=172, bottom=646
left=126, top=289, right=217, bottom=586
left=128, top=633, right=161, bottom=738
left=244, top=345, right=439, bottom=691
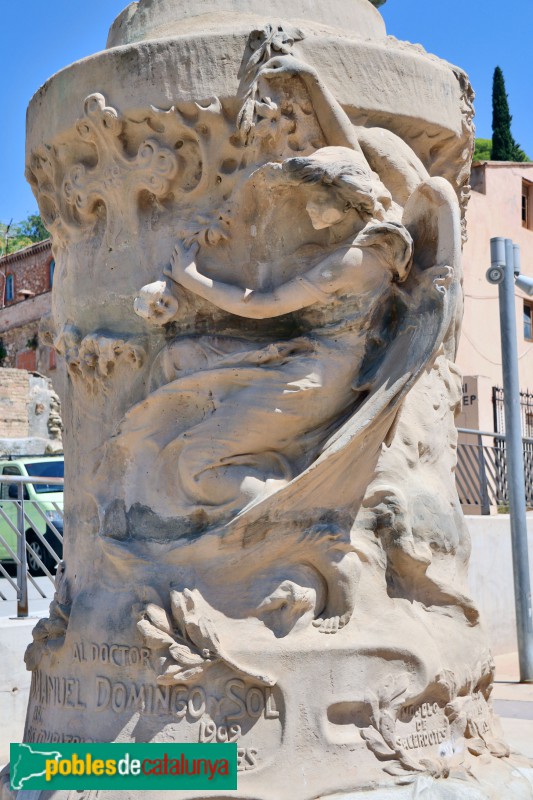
left=515, top=275, right=533, bottom=297
left=486, top=266, right=504, bottom=285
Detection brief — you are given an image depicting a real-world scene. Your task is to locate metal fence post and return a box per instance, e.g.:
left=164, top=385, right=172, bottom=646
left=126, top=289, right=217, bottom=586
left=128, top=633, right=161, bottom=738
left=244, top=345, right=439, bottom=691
left=493, top=237, right=533, bottom=682
left=477, top=432, right=491, bottom=515
left=16, top=480, right=28, bottom=618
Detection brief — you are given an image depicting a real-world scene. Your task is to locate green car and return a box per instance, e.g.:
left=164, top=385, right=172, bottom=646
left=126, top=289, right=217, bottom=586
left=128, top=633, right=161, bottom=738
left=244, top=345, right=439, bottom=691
left=0, top=455, right=64, bottom=575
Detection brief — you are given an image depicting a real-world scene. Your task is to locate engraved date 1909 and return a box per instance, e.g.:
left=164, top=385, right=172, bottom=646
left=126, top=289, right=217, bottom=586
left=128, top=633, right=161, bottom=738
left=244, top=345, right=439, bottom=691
left=199, top=721, right=241, bottom=743
left=198, top=722, right=258, bottom=771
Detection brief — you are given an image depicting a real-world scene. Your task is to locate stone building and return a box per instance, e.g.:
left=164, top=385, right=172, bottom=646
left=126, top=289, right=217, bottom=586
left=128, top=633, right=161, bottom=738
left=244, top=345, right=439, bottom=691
left=0, top=367, right=62, bottom=455
left=0, top=239, right=56, bottom=378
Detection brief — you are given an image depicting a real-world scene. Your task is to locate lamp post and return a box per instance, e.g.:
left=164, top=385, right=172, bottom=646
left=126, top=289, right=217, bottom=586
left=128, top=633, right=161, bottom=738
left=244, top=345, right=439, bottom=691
left=486, top=237, right=533, bottom=682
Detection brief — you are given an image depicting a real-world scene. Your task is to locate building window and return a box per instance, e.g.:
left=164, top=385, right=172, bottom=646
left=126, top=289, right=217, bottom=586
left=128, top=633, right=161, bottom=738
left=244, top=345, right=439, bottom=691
left=5, top=274, right=14, bottom=302
left=524, top=301, right=533, bottom=340
left=49, top=259, right=55, bottom=288
left=471, top=164, right=486, bottom=194
left=523, top=180, right=533, bottom=230
left=16, top=349, right=37, bottom=372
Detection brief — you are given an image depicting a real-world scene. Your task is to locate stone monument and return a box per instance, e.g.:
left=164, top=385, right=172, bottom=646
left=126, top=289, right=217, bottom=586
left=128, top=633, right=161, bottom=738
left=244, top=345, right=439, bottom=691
left=3, top=0, right=533, bottom=797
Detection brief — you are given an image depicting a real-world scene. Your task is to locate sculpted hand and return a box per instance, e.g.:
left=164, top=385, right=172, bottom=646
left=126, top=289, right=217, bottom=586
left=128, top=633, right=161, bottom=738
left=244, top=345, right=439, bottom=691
left=134, top=280, right=179, bottom=326
left=256, top=55, right=318, bottom=82
left=170, top=240, right=200, bottom=283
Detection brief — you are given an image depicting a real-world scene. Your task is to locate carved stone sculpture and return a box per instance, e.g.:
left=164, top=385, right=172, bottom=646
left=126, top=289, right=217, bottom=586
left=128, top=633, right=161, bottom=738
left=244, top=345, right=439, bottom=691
left=4, top=0, right=533, bottom=798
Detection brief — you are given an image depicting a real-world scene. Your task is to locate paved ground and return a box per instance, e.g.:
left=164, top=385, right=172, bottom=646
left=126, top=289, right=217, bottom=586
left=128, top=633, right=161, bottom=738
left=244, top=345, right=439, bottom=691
left=492, top=652, right=533, bottom=759
left=0, top=573, right=52, bottom=619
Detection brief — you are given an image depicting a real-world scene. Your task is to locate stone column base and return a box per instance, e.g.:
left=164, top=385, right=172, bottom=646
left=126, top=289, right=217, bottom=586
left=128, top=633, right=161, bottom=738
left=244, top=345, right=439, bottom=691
left=321, top=763, right=533, bottom=800
left=2, top=761, right=533, bottom=800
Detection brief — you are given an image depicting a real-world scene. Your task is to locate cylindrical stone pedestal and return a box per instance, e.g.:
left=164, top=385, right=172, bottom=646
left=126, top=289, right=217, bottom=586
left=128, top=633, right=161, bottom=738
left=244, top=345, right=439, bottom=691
left=6, top=1, right=532, bottom=798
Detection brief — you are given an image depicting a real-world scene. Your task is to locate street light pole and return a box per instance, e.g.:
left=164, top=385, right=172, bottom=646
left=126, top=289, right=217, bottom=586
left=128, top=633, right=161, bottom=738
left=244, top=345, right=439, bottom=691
left=489, top=236, right=533, bottom=682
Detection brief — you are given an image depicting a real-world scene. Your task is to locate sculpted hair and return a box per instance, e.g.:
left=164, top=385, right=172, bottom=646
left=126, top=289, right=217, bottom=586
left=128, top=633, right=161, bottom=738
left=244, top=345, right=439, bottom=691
left=282, top=147, right=392, bottom=220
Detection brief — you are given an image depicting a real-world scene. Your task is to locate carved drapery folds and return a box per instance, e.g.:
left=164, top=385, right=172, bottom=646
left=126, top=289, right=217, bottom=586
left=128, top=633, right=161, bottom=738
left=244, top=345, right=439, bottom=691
left=18, top=14, right=529, bottom=800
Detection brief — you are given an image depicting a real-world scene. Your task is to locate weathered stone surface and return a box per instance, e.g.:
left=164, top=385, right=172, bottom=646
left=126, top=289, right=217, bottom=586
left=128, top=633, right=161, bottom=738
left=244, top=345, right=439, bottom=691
left=0, top=368, right=62, bottom=455
left=107, top=0, right=386, bottom=46
left=4, top=1, right=531, bottom=798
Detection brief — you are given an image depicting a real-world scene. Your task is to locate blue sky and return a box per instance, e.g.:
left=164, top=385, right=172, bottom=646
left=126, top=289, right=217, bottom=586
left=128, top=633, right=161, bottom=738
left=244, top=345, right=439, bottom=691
left=1, top=0, right=532, bottom=224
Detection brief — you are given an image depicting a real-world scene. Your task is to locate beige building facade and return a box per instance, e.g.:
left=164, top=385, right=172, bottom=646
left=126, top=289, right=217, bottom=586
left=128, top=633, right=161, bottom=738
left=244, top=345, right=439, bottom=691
left=455, top=162, right=533, bottom=513
left=456, top=161, right=533, bottom=433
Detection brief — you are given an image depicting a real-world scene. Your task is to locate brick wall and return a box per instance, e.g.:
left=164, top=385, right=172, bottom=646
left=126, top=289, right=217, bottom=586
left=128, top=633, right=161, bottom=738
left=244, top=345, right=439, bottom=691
left=1, top=240, right=53, bottom=306
left=0, top=368, right=30, bottom=438
left=0, top=367, right=63, bottom=453
left=0, top=241, right=56, bottom=384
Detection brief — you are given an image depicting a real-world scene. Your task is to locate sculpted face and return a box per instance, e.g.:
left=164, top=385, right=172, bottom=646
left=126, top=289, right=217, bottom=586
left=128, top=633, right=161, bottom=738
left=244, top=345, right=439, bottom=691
left=133, top=280, right=179, bottom=325
left=305, top=184, right=347, bottom=229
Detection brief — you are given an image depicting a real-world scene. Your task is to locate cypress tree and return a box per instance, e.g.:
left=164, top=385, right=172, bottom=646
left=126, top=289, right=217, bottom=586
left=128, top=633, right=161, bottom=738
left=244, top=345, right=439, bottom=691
left=491, top=67, right=514, bottom=160
left=491, top=66, right=529, bottom=162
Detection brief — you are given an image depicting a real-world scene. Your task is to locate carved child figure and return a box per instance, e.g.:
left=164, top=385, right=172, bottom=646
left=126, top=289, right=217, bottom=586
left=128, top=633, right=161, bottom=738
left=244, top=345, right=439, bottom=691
left=131, top=146, right=412, bottom=523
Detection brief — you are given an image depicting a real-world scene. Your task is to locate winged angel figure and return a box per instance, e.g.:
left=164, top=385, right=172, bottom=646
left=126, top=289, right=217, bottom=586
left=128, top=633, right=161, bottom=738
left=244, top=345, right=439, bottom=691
left=101, top=53, right=461, bottom=637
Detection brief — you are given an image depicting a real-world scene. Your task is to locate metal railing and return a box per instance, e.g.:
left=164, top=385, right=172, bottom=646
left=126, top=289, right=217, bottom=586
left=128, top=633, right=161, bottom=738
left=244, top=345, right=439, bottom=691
left=456, top=427, right=533, bottom=514
left=492, top=385, right=533, bottom=439
left=0, top=474, right=63, bottom=616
